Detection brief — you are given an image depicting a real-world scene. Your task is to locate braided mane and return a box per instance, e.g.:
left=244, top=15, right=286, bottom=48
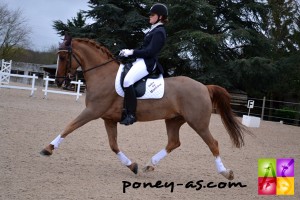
left=73, top=38, right=115, bottom=59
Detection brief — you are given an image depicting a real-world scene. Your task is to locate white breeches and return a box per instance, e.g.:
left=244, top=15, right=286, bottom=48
left=123, top=58, right=149, bottom=88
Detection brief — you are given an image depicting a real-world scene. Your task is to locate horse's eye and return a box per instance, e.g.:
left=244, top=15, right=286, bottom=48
left=59, top=56, right=66, bottom=61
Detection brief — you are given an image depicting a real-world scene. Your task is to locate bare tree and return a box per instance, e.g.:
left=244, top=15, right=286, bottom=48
left=0, top=3, right=31, bottom=59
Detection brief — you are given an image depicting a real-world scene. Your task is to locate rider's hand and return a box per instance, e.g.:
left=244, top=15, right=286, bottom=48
left=119, top=49, right=133, bottom=57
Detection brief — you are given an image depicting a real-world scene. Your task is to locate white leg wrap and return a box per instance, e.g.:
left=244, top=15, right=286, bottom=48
left=151, top=149, right=168, bottom=165
left=117, top=151, right=132, bottom=166
left=50, top=135, right=64, bottom=149
left=215, top=156, right=226, bottom=173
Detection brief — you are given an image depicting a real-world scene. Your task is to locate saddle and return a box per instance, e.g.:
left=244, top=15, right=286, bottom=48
left=120, top=63, right=161, bottom=98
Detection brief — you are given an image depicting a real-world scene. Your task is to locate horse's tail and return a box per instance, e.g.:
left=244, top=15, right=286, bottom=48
left=206, top=85, right=248, bottom=148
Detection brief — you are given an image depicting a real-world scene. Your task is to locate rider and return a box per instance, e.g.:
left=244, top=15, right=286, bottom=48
left=119, top=3, right=168, bottom=125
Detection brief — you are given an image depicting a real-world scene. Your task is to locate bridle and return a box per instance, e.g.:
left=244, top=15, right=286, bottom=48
left=57, top=44, right=118, bottom=81
left=57, top=47, right=80, bottom=80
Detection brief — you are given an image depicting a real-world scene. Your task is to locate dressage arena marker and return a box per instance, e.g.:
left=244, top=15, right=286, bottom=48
left=43, top=76, right=83, bottom=101
left=242, top=100, right=261, bottom=127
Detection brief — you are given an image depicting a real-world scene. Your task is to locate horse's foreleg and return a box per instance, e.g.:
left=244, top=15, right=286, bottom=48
left=40, top=107, right=98, bottom=156
left=104, top=119, right=138, bottom=174
left=143, top=117, right=185, bottom=172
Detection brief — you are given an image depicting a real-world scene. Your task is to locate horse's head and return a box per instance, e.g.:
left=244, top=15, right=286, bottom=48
left=56, top=35, right=119, bottom=87
left=56, top=34, right=81, bottom=87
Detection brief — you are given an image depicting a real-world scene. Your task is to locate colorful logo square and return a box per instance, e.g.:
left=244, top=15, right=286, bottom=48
left=258, top=158, right=276, bottom=177
left=258, top=177, right=276, bottom=195
left=276, top=158, right=294, bottom=177
left=258, top=158, right=294, bottom=196
left=276, top=177, right=294, bottom=195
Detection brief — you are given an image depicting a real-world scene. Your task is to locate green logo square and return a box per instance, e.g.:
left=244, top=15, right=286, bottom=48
left=258, top=158, right=276, bottom=177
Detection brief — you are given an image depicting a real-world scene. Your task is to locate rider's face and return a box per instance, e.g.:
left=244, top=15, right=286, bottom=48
left=149, top=13, right=160, bottom=24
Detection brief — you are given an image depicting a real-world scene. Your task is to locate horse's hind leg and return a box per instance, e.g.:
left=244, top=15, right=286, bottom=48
left=40, top=107, right=99, bottom=156
left=143, top=117, right=185, bottom=172
left=189, top=123, right=234, bottom=180
left=104, top=119, right=138, bottom=174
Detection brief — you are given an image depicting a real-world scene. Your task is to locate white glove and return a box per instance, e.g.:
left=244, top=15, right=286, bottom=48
left=119, top=49, right=134, bottom=57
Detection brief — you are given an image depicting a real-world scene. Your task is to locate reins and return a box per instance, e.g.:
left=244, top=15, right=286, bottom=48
left=81, top=57, right=118, bottom=74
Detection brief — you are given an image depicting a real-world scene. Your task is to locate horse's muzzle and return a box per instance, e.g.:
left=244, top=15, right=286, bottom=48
left=55, top=78, right=64, bottom=87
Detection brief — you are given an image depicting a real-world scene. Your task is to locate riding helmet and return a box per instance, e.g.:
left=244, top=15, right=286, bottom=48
left=150, top=3, right=168, bottom=17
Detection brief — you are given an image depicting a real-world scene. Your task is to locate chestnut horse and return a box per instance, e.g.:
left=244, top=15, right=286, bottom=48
left=40, top=36, right=248, bottom=180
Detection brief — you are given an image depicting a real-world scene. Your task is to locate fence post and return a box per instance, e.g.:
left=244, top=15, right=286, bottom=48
left=0, top=59, right=12, bottom=84
left=43, top=76, right=49, bottom=99
left=261, top=96, right=266, bottom=120
left=30, top=74, right=36, bottom=97
left=75, top=80, right=82, bottom=101
left=296, top=104, right=300, bottom=126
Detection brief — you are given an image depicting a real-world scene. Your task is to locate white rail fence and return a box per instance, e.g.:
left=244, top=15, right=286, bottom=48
left=43, top=76, right=83, bottom=101
left=1, top=73, right=84, bottom=100
left=0, top=72, right=38, bottom=96
left=231, top=97, right=300, bottom=126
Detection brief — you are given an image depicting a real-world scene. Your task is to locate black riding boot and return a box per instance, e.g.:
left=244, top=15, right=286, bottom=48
left=120, top=85, right=137, bottom=125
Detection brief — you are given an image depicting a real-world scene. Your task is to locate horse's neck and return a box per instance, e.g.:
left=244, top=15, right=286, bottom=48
left=82, top=62, right=119, bottom=116
left=83, top=61, right=119, bottom=98
left=74, top=41, right=119, bottom=99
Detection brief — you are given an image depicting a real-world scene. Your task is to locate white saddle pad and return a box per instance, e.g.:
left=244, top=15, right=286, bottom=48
left=115, top=64, right=164, bottom=99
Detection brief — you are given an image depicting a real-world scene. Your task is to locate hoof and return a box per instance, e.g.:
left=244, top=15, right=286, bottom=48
left=40, top=145, right=54, bottom=156
left=40, top=149, right=52, bottom=156
left=142, top=165, right=155, bottom=173
left=220, top=169, right=234, bottom=180
left=128, top=162, right=138, bottom=174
